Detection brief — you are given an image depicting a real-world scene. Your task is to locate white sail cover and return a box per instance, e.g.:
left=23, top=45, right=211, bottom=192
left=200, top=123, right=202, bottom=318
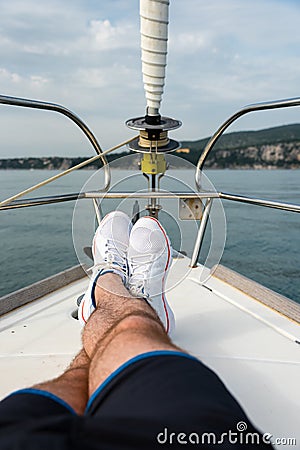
left=140, top=0, right=169, bottom=115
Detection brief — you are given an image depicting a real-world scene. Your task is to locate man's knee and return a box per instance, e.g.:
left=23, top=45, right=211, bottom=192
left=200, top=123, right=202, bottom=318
left=114, top=312, right=165, bottom=336
left=82, top=309, right=167, bottom=357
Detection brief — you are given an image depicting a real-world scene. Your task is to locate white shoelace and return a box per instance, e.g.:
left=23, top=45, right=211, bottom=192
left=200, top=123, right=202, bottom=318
left=90, top=239, right=128, bottom=281
left=128, top=253, right=155, bottom=298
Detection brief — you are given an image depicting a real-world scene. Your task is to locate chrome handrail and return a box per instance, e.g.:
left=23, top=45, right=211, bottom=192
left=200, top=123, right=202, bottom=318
left=195, top=96, right=300, bottom=190
left=219, top=192, right=300, bottom=213
left=1, top=94, right=300, bottom=270
left=0, top=193, right=85, bottom=210
left=1, top=190, right=299, bottom=213
left=84, top=191, right=218, bottom=199
left=0, top=94, right=111, bottom=191
left=0, top=191, right=217, bottom=210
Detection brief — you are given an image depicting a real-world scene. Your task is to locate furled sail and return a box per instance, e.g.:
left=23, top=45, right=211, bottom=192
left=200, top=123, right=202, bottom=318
left=140, top=0, right=169, bottom=117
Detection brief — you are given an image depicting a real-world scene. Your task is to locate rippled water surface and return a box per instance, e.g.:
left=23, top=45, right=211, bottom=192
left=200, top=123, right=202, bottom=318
left=0, top=168, right=299, bottom=303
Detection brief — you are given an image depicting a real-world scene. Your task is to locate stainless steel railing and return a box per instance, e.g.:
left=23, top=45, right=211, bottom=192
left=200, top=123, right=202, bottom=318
left=1, top=190, right=299, bottom=212
left=0, top=95, right=111, bottom=191
left=195, top=96, right=300, bottom=190
left=1, top=95, right=300, bottom=269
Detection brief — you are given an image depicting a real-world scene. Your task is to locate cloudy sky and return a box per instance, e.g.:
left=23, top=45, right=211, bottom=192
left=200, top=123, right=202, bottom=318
left=0, top=0, right=300, bottom=157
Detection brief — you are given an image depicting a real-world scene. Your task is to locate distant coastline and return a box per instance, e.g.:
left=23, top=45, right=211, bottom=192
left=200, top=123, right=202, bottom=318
left=1, top=124, right=300, bottom=170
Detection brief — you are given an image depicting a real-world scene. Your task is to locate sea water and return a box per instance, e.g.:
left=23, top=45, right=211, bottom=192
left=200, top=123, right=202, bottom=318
left=0, top=168, right=299, bottom=303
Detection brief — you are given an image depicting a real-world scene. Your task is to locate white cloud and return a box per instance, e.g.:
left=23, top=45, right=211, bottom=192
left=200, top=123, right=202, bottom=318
left=30, top=75, right=49, bottom=87
left=87, top=19, right=136, bottom=51
left=0, top=68, right=50, bottom=91
left=75, top=68, right=107, bottom=89
left=0, top=68, right=22, bottom=84
left=170, top=31, right=210, bottom=53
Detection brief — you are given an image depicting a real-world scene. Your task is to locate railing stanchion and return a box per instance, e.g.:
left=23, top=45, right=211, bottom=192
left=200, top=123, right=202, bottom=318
left=190, top=198, right=213, bottom=268
left=92, top=199, right=103, bottom=225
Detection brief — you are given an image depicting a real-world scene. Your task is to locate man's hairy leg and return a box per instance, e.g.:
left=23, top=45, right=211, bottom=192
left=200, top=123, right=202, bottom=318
left=82, top=273, right=184, bottom=397
left=32, top=349, right=90, bottom=415
left=26, top=272, right=182, bottom=413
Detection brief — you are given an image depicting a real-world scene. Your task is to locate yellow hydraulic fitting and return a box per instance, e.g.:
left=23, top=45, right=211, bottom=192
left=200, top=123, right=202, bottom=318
left=141, top=153, right=166, bottom=175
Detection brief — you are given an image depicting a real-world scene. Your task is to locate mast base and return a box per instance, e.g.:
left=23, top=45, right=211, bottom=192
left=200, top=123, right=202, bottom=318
left=128, top=136, right=180, bottom=153
left=126, top=115, right=182, bottom=153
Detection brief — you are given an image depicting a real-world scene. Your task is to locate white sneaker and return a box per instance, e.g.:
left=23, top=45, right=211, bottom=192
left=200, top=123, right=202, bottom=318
left=78, top=211, right=132, bottom=325
left=127, top=216, right=175, bottom=334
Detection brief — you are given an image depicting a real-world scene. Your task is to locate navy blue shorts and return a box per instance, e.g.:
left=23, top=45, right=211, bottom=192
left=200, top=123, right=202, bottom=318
left=0, top=351, right=271, bottom=449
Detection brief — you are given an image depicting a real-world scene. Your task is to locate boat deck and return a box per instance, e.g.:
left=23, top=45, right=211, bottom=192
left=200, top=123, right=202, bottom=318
left=1, top=257, right=299, bottom=448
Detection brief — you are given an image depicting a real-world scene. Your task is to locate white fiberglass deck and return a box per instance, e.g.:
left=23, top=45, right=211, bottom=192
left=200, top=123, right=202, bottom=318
left=1, top=258, right=299, bottom=448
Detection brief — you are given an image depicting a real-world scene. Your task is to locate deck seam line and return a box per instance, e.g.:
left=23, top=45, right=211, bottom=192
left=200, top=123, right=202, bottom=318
left=188, top=277, right=300, bottom=344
